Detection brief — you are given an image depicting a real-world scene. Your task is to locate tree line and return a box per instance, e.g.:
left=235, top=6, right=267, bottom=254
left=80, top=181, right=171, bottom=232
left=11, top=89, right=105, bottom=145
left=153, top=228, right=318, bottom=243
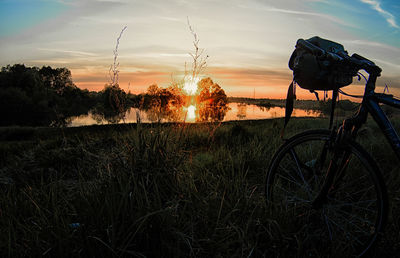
left=0, top=64, right=228, bottom=126
left=0, top=64, right=97, bottom=126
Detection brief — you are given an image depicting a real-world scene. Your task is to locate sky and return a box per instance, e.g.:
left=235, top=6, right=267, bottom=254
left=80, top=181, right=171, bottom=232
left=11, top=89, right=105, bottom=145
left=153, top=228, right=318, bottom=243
left=0, top=0, right=399, bottom=99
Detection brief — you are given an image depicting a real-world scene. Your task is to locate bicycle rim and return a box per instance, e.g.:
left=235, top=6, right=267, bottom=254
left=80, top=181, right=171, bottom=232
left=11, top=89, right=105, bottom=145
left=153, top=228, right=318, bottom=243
left=265, top=130, right=387, bottom=257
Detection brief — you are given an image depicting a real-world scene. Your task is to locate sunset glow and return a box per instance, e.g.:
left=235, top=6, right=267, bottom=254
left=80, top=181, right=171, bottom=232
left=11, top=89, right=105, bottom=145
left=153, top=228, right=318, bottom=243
left=0, top=0, right=399, bottom=99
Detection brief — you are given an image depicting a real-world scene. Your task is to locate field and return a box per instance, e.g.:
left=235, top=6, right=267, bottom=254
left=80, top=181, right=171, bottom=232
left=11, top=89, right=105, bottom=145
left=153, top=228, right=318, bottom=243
left=1, top=118, right=400, bottom=257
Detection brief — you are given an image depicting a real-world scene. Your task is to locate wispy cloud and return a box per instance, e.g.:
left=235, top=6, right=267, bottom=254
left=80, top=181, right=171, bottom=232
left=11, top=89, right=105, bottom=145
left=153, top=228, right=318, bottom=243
left=343, top=39, right=400, bottom=53
left=265, top=7, right=355, bottom=27
left=237, top=3, right=359, bottom=29
left=360, top=0, right=399, bottom=28
left=209, top=67, right=291, bottom=87
left=373, top=59, right=400, bottom=71
left=71, top=69, right=171, bottom=92
left=37, top=48, right=97, bottom=57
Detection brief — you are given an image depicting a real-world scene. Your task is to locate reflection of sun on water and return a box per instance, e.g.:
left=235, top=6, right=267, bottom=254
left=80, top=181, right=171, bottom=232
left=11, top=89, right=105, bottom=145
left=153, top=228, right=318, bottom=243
left=70, top=104, right=322, bottom=126
left=186, top=105, right=196, bottom=122
left=183, top=76, right=199, bottom=122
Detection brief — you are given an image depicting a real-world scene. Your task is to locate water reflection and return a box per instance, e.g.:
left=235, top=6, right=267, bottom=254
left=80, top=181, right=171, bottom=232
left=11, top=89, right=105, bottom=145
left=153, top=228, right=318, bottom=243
left=186, top=105, right=196, bottom=122
left=225, top=103, right=321, bottom=121
left=69, top=103, right=322, bottom=127
left=237, top=103, right=247, bottom=119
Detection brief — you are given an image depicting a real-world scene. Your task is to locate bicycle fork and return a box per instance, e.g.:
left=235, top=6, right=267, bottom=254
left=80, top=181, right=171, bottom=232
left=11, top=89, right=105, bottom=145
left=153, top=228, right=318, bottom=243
left=312, top=125, right=353, bottom=210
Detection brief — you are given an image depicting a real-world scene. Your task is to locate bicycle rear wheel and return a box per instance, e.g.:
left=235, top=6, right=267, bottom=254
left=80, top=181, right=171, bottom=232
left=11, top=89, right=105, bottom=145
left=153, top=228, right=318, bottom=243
left=265, top=129, right=388, bottom=257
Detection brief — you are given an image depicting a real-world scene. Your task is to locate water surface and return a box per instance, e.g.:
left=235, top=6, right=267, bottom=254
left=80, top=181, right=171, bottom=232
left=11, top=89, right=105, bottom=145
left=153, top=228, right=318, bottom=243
left=69, top=103, right=321, bottom=127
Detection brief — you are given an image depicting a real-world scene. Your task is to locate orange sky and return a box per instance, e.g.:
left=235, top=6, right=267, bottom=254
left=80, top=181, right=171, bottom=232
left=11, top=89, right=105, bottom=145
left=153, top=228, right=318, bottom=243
left=70, top=65, right=295, bottom=99
left=1, top=0, right=399, bottom=100
left=71, top=65, right=399, bottom=100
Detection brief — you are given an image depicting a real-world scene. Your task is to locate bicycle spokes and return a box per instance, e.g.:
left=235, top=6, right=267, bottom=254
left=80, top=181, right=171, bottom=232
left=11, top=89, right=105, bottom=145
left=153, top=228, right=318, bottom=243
left=266, top=130, right=386, bottom=256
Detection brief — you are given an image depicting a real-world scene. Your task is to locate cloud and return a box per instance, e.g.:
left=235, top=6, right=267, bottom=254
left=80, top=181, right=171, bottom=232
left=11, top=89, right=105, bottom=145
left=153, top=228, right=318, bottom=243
left=342, top=39, right=400, bottom=54
left=360, top=0, right=399, bottom=28
left=211, top=67, right=289, bottom=78
left=341, top=39, right=400, bottom=77
left=208, top=67, right=291, bottom=88
left=265, top=7, right=357, bottom=28
left=70, top=63, right=176, bottom=92
left=37, top=48, right=98, bottom=57
left=236, top=1, right=358, bottom=29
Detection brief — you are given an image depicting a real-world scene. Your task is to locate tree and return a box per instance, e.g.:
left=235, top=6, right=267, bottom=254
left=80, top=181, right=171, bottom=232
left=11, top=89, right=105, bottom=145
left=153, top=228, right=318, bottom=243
left=0, top=64, right=96, bottom=126
left=196, top=77, right=228, bottom=121
left=0, top=64, right=42, bottom=93
left=90, top=84, right=129, bottom=124
left=39, top=66, right=75, bottom=95
left=142, top=84, right=184, bottom=122
left=102, top=84, right=127, bottom=113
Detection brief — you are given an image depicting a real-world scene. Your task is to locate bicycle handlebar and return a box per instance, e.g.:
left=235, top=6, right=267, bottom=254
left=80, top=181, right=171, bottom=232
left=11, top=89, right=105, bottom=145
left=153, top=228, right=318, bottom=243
left=350, top=53, right=382, bottom=74
left=296, top=38, right=381, bottom=75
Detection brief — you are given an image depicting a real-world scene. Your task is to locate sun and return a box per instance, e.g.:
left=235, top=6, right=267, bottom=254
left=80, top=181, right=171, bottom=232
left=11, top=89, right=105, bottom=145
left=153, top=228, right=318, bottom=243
left=183, top=76, right=200, bottom=95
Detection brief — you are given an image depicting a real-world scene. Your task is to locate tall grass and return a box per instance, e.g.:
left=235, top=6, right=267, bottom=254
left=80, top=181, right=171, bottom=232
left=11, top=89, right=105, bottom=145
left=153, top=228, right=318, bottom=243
left=1, top=118, right=399, bottom=257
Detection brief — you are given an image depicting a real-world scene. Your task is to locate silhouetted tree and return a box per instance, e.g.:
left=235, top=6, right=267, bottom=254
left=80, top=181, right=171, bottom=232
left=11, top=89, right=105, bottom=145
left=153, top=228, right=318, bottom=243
left=103, top=84, right=127, bottom=112
left=89, top=84, right=129, bottom=124
left=0, top=64, right=96, bottom=126
left=39, top=66, right=75, bottom=95
left=196, top=77, right=228, bottom=121
left=142, top=84, right=184, bottom=122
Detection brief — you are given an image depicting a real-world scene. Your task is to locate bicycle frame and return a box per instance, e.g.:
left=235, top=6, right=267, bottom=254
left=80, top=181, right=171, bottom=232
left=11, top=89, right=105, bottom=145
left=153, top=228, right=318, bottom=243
left=351, top=73, right=400, bottom=160
left=312, top=72, right=400, bottom=209
left=269, top=39, right=394, bottom=255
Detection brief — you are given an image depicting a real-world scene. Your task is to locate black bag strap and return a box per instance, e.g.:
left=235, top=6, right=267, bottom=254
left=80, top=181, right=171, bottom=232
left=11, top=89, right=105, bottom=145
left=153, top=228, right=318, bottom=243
left=281, top=80, right=296, bottom=138
left=329, top=89, right=338, bottom=129
left=281, top=81, right=338, bottom=138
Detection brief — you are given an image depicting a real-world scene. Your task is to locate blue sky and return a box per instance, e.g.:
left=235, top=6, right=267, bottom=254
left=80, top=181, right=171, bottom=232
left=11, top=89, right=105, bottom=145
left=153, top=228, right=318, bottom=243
left=0, top=0, right=69, bottom=36
left=311, top=0, right=399, bottom=46
left=0, top=0, right=399, bottom=98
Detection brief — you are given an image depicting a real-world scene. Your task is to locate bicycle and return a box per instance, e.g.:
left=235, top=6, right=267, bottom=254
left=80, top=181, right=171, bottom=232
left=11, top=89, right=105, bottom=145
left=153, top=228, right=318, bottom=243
left=265, top=39, right=400, bottom=257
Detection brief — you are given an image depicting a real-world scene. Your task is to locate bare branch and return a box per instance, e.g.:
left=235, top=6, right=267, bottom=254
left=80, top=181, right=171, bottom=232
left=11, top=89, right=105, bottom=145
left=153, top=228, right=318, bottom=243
left=186, top=17, right=208, bottom=84
left=110, top=26, right=127, bottom=86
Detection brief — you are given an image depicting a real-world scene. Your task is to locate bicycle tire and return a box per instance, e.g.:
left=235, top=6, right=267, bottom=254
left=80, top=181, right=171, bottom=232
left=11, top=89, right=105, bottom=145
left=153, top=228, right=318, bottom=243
left=265, top=129, right=388, bottom=257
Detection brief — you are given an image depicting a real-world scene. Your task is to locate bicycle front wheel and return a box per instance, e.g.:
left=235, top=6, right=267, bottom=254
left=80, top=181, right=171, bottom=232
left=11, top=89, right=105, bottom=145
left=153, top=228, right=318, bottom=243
left=265, top=129, right=388, bottom=257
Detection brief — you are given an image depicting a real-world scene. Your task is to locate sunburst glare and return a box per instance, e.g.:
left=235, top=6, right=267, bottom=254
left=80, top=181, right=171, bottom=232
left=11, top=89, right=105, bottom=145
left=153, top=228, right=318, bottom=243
left=183, top=77, right=200, bottom=95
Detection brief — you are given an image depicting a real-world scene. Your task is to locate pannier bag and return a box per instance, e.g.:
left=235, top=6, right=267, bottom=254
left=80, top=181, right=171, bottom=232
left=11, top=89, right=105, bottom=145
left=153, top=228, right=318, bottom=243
left=288, top=36, right=353, bottom=91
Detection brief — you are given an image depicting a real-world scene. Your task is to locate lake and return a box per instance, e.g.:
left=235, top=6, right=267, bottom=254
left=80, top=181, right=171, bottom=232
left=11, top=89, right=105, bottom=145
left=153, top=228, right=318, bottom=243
left=69, top=102, right=322, bottom=127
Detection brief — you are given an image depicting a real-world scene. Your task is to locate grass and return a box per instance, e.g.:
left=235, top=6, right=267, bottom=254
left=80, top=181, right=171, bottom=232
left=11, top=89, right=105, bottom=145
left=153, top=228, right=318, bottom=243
left=1, top=118, right=399, bottom=257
